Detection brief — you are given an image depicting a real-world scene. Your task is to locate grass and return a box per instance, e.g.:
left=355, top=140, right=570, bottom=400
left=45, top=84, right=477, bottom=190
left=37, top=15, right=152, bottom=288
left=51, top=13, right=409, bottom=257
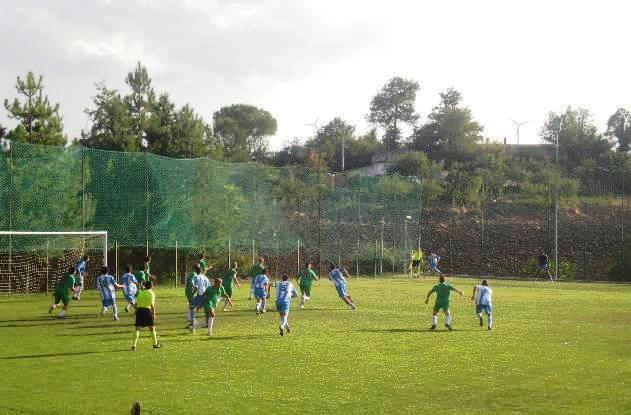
left=1, top=277, right=631, bottom=414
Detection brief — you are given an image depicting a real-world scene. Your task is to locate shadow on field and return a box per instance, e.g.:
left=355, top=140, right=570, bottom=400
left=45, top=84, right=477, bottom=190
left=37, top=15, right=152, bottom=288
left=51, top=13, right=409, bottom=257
left=354, top=328, right=480, bottom=334
left=0, top=320, right=83, bottom=328
left=1, top=349, right=129, bottom=360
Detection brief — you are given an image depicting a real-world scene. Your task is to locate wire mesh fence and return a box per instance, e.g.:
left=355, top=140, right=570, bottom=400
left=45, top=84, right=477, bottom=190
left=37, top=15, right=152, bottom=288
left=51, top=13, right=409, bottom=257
left=0, top=141, right=628, bottom=292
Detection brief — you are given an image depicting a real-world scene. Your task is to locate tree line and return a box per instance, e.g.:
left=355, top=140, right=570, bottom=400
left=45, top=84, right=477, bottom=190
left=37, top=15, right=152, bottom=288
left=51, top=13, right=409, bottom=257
left=2, top=62, right=631, bottom=192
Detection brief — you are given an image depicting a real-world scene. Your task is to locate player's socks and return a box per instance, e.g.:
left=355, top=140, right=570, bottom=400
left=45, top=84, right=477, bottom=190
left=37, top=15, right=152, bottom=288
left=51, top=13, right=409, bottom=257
left=101, top=307, right=107, bottom=316
left=478, top=314, right=484, bottom=327
left=279, top=326, right=284, bottom=336
left=446, top=315, right=452, bottom=326
left=279, top=316, right=284, bottom=327
left=58, top=309, right=66, bottom=318
left=113, top=304, right=118, bottom=320
left=133, top=330, right=140, bottom=347
left=286, top=323, right=291, bottom=334
left=432, top=315, right=438, bottom=326
left=488, top=315, right=493, bottom=329
left=260, top=298, right=267, bottom=313
left=207, top=317, right=214, bottom=335
left=151, top=330, right=158, bottom=345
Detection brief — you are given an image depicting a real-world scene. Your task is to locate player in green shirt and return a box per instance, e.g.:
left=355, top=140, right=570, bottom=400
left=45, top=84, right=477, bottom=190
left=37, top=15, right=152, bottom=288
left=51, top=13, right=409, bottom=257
left=222, top=261, right=241, bottom=311
left=296, top=262, right=319, bottom=309
left=249, top=257, right=266, bottom=300
left=425, top=275, right=463, bottom=331
left=49, top=266, right=77, bottom=319
left=199, top=253, right=207, bottom=273
left=195, top=277, right=232, bottom=336
left=185, top=264, right=202, bottom=325
left=134, top=268, right=147, bottom=291
left=143, top=256, right=158, bottom=285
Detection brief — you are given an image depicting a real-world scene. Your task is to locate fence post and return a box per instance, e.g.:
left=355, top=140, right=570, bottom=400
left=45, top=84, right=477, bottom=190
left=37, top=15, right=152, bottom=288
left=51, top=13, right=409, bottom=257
left=374, top=240, right=377, bottom=278
left=46, top=239, right=49, bottom=294
left=175, top=240, right=178, bottom=288
left=115, top=241, right=119, bottom=283
left=297, top=239, right=300, bottom=274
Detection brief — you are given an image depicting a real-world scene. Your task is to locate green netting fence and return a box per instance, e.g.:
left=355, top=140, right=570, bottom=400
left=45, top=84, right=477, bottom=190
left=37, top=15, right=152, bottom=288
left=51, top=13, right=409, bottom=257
left=0, top=141, right=629, bottom=288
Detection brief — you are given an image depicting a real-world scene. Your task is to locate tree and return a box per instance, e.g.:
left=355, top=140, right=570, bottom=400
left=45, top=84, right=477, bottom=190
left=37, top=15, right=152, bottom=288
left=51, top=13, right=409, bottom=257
left=368, top=77, right=420, bottom=151
left=4, top=72, right=65, bottom=145
left=125, top=62, right=155, bottom=137
left=409, top=88, right=483, bottom=164
left=312, top=117, right=355, bottom=171
left=213, top=104, right=277, bottom=162
left=607, top=108, right=631, bottom=152
left=540, top=107, right=613, bottom=175
left=0, top=123, right=6, bottom=139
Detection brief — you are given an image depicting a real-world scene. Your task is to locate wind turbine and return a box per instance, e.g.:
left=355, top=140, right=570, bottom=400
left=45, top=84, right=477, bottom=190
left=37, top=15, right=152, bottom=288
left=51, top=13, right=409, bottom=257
left=511, top=119, right=529, bottom=145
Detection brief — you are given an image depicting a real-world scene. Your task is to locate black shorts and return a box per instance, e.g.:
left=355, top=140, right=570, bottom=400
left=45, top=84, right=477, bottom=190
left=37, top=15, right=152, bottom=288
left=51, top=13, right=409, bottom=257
left=412, top=260, right=421, bottom=267
left=135, top=307, right=154, bottom=327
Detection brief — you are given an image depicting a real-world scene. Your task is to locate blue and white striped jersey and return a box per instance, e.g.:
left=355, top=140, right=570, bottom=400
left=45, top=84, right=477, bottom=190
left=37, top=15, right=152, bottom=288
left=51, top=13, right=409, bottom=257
left=276, top=281, right=297, bottom=302
left=194, top=274, right=210, bottom=296
left=329, top=268, right=346, bottom=287
left=96, top=274, right=117, bottom=301
left=428, top=254, right=440, bottom=267
left=253, top=274, right=269, bottom=289
left=475, top=285, right=492, bottom=305
left=76, top=259, right=87, bottom=275
left=121, top=272, right=138, bottom=296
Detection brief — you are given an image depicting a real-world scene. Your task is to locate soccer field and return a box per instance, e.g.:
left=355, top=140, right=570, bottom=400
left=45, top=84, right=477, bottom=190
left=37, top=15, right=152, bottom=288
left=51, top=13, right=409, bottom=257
left=1, top=277, right=630, bottom=415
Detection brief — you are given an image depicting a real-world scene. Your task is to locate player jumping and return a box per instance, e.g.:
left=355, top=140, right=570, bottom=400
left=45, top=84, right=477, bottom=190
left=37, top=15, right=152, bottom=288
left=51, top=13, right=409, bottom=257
left=328, top=263, right=356, bottom=310
left=73, top=254, right=89, bottom=300
left=222, top=261, right=241, bottom=311
left=96, top=266, right=125, bottom=321
left=49, top=266, right=77, bottom=318
left=296, top=262, right=318, bottom=309
left=425, top=275, right=463, bottom=331
left=276, top=274, right=298, bottom=336
left=472, top=279, right=493, bottom=330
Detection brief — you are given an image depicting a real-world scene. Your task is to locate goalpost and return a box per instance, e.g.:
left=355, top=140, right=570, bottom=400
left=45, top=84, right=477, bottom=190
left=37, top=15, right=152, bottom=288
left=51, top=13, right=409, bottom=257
left=0, top=231, right=108, bottom=294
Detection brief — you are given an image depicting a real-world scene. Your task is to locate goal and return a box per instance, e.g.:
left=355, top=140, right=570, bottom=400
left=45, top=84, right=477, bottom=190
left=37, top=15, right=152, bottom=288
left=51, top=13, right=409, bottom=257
left=0, top=231, right=108, bottom=294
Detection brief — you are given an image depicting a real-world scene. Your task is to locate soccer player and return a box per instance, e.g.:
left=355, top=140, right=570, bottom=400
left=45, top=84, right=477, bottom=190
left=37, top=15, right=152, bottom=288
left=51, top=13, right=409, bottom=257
left=73, top=255, right=89, bottom=300
left=276, top=274, right=298, bottom=336
left=196, top=277, right=232, bottom=336
left=121, top=265, right=139, bottom=312
left=185, top=264, right=201, bottom=325
left=222, top=261, right=241, bottom=311
left=296, top=262, right=318, bottom=309
left=425, top=275, right=463, bottom=331
left=472, top=279, right=493, bottom=330
left=249, top=257, right=266, bottom=300
left=536, top=251, right=554, bottom=282
left=143, top=256, right=157, bottom=284
left=199, top=253, right=207, bottom=273
left=133, top=265, right=147, bottom=292
left=189, top=265, right=211, bottom=331
left=328, top=263, right=356, bottom=310
left=96, top=266, right=125, bottom=321
left=49, top=266, right=77, bottom=318
left=132, top=280, right=161, bottom=350
left=427, top=251, right=442, bottom=275
left=253, top=272, right=270, bottom=314
left=409, top=249, right=423, bottom=277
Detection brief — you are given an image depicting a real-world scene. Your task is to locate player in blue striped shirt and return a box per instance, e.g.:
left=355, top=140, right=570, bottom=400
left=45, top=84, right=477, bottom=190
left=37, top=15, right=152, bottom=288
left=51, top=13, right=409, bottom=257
left=121, top=265, right=139, bottom=313
left=276, top=274, right=298, bottom=336
left=73, top=255, right=89, bottom=300
left=96, top=266, right=124, bottom=321
left=428, top=251, right=443, bottom=275
left=253, top=273, right=270, bottom=315
left=329, top=263, right=356, bottom=310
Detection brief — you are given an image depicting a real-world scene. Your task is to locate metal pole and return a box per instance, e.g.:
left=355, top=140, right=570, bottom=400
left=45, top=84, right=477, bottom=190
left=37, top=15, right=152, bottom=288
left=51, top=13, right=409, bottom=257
left=228, top=238, right=231, bottom=267
left=341, top=134, right=345, bottom=172
left=374, top=240, right=377, bottom=278
left=555, top=129, right=559, bottom=281
left=297, top=239, right=300, bottom=274
left=380, top=218, right=385, bottom=275
left=252, top=239, right=255, bottom=267
left=145, top=151, right=149, bottom=254
left=46, top=239, right=50, bottom=294
left=81, top=147, right=85, bottom=233
left=338, top=239, right=341, bottom=270
left=175, top=240, right=178, bottom=288
left=115, top=241, right=118, bottom=283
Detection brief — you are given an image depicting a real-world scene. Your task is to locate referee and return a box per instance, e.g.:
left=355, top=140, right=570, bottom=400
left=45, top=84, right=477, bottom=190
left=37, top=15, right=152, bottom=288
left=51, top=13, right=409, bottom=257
left=132, top=280, right=161, bottom=351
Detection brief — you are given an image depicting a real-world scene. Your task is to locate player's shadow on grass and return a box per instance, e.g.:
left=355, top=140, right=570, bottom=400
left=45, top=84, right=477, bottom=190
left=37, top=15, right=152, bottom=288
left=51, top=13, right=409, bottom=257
left=0, top=320, right=83, bottom=328
left=1, top=349, right=129, bottom=360
left=354, top=328, right=480, bottom=334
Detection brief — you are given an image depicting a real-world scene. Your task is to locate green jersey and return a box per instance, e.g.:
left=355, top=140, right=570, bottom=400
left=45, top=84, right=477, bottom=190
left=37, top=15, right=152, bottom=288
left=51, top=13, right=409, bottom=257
left=430, top=282, right=455, bottom=302
left=145, top=262, right=151, bottom=275
left=134, top=271, right=147, bottom=286
left=202, top=285, right=227, bottom=310
left=185, top=273, right=197, bottom=301
left=223, top=268, right=237, bottom=287
left=250, top=264, right=265, bottom=278
left=298, top=269, right=318, bottom=287
left=55, top=274, right=75, bottom=294
left=200, top=259, right=207, bottom=272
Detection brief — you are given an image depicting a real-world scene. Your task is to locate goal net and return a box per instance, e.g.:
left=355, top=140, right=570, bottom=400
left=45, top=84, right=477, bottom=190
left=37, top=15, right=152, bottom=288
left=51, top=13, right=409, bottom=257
left=0, top=231, right=107, bottom=294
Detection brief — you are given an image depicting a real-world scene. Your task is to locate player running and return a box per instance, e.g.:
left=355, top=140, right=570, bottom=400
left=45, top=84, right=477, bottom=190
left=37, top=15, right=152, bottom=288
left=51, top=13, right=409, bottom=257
left=96, top=266, right=125, bottom=321
left=189, top=265, right=211, bottom=332
left=409, top=249, right=423, bottom=277
left=296, top=262, right=319, bottom=309
left=143, top=256, right=158, bottom=284
left=425, top=275, right=463, bottom=331
left=185, top=264, right=201, bottom=325
left=121, top=265, right=139, bottom=313
left=472, top=279, right=493, bottom=330
left=131, top=280, right=161, bottom=351
left=73, top=255, right=89, bottom=300
left=536, top=251, right=554, bottom=282
left=328, top=263, right=356, bottom=310
left=427, top=251, right=442, bottom=275
left=253, top=272, right=270, bottom=315
left=249, top=257, right=266, bottom=300
left=49, top=266, right=77, bottom=318
left=276, top=274, right=298, bottom=336
left=222, top=261, right=241, bottom=311
left=195, top=277, right=232, bottom=336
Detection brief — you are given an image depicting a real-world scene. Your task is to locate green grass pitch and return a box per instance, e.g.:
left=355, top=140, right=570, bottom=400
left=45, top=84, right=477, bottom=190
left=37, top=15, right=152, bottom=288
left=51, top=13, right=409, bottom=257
left=1, top=277, right=630, bottom=414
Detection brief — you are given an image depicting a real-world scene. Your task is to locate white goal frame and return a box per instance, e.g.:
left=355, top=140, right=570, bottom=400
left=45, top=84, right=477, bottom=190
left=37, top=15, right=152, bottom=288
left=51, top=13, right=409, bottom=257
left=0, top=231, right=108, bottom=265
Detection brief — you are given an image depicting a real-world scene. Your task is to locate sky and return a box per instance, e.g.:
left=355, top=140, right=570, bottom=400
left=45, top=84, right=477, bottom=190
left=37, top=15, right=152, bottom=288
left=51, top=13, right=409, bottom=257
left=1, top=0, right=630, bottom=150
